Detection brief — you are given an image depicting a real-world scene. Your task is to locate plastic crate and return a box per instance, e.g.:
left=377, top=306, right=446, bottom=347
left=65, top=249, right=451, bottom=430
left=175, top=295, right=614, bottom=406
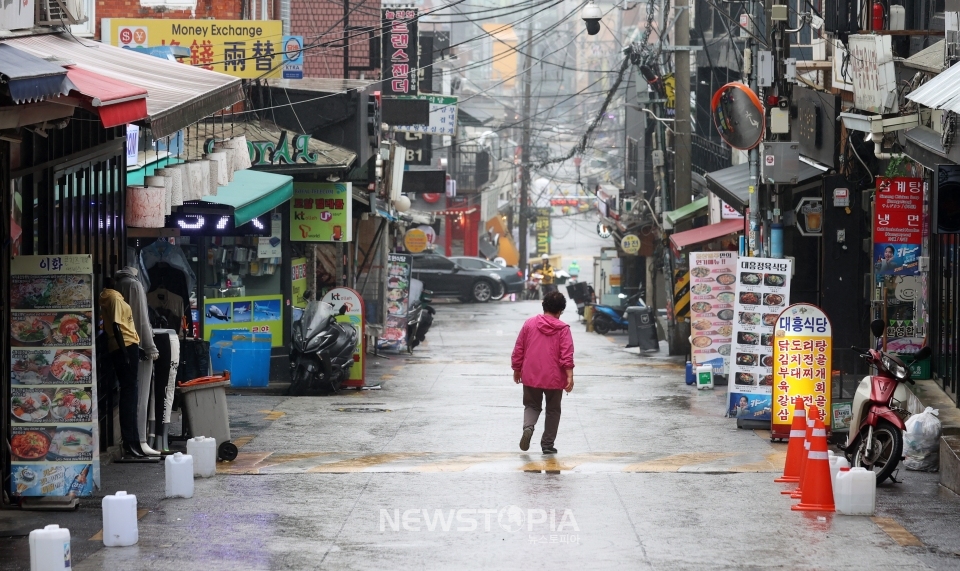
left=209, top=330, right=272, bottom=387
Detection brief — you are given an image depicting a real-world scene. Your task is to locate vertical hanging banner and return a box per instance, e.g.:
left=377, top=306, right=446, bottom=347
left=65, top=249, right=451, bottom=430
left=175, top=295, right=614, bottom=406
left=688, top=252, right=738, bottom=376
left=874, top=176, right=923, bottom=278
left=9, top=255, right=99, bottom=499
left=381, top=8, right=419, bottom=96
left=380, top=253, right=413, bottom=352
left=321, top=288, right=365, bottom=388
left=726, top=257, right=793, bottom=421
left=874, top=176, right=925, bottom=353
left=534, top=208, right=552, bottom=256
left=771, top=304, right=832, bottom=439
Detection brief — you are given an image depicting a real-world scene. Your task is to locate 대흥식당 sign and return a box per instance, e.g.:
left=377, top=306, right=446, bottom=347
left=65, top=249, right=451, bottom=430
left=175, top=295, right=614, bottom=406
left=102, top=19, right=284, bottom=79
left=771, top=303, right=832, bottom=438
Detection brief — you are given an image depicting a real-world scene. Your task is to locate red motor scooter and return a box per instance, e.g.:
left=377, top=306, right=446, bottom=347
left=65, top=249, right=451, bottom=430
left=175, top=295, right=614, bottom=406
left=845, top=319, right=932, bottom=483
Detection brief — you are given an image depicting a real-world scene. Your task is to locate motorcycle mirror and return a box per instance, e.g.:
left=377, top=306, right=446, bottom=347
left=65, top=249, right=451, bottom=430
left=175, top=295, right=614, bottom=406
left=869, top=319, right=886, bottom=338
left=618, top=293, right=628, bottom=299
left=914, top=346, right=932, bottom=361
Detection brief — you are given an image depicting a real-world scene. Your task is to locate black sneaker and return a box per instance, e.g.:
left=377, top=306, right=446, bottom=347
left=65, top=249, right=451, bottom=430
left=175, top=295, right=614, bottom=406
left=542, top=447, right=558, bottom=455
left=520, top=427, right=534, bottom=451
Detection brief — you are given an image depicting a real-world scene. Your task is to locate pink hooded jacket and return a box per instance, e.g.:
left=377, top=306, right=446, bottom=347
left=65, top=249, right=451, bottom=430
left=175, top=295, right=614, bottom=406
left=511, top=314, right=575, bottom=389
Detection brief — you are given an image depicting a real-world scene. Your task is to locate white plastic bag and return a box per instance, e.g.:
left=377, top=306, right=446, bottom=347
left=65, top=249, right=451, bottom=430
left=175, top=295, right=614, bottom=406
left=903, top=407, right=941, bottom=471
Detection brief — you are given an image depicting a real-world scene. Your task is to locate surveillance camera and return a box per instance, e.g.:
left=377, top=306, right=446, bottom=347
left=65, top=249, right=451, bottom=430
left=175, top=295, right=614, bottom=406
left=582, top=2, right=602, bottom=35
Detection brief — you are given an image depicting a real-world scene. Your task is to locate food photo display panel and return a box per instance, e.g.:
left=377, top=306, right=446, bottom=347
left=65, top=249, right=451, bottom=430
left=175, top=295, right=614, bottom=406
left=8, top=255, right=100, bottom=498
left=688, top=252, right=738, bottom=376
left=725, top=257, right=793, bottom=421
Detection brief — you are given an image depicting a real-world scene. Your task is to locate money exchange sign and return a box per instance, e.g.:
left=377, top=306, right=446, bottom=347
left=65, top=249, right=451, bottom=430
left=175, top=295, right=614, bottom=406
left=103, top=19, right=284, bottom=79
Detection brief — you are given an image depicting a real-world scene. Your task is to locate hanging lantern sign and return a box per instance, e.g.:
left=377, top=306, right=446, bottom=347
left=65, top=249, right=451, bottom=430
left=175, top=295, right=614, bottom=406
left=711, top=82, right=765, bottom=151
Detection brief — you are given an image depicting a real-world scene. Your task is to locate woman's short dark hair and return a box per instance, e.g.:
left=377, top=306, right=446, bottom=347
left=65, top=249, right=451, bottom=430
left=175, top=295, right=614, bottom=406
left=542, top=291, right=566, bottom=314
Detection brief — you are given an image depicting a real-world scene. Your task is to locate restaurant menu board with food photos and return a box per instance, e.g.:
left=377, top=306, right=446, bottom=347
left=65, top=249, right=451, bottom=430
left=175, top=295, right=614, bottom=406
left=9, top=255, right=99, bottom=498
left=771, top=303, right=832, bottom=439
left=725, top=257, right=793, bottom=421
left=380, top=253, right=412, bottom=352
left=689, top=252, right=738, bottom=375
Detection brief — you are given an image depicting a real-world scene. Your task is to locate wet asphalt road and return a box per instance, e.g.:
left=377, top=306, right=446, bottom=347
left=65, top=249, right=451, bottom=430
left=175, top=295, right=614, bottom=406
left=4, top=299, right=958, bottom=569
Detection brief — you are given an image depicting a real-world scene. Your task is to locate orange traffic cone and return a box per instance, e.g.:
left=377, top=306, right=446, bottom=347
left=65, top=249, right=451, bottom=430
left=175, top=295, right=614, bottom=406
left=774, top=397, right=807, bottom=484
left=792, top=415, right=835, bottom=512
left=789, top=405, right=819, bottom=498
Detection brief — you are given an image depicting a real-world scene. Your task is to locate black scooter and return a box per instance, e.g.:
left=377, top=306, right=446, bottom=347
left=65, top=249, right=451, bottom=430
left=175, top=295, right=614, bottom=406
left=288, top=292, right=358, bottom=395
left=406, top=278, right=435, bottom=351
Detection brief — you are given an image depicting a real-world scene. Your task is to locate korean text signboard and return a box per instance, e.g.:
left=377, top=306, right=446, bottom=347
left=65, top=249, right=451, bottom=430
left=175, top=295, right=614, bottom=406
left=103, top=19, right=284, bottom=79
left=874, top=176, right=925, bottom=353
left=380, top=254, right=413, bottom=352
left=9, top=255, right=100, bottom=499
left=291, top=257, right=308, bottom=308
left=726, top=257, right=793, bottom=421
left=391, top=95, right=458, bottom=135
left=321, top=288, right=365, bottom=388
left=381, top=9, right=419, bottom=96
left=874, top=176, right=923, bottom=278
left=291, top=183, right=353, bottom=242
left=772, top=304, right=832, bottom=439
left=689, top=252, right=738, bottom=375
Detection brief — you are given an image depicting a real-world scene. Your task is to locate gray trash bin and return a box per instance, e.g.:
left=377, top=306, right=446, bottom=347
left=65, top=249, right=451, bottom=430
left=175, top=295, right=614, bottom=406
left=178, top=375, right=237, bottom=461
left=626, top=306, right=660, bottom=351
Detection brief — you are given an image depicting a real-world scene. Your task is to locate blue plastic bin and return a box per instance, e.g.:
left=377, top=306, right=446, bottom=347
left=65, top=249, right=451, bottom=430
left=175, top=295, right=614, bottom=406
left=209, top=330, right=272, bottom=387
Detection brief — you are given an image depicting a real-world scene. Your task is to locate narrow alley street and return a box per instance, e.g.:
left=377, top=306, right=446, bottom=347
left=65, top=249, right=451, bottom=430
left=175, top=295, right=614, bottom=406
left=4, top=299, right=955, bottom=570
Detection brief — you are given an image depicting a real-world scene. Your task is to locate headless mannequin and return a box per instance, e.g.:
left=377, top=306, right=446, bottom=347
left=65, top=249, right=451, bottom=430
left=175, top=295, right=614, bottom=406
left=115, top=266, right=161, bottom=456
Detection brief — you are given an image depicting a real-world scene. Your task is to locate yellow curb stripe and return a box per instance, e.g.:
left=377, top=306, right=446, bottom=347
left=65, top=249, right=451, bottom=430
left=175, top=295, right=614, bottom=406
left=90, top=509, right=149, bottom=541
left=217, top=451, right=273, bottom=475
left=257, top=410, right=286, bottom=421
left=872, top=517, right=924, bottom=547
left=623, top=452, right=734, bottom=472
left=232, top=435, right=254, bottom=449
left=306, top=453, right=427, bottom=473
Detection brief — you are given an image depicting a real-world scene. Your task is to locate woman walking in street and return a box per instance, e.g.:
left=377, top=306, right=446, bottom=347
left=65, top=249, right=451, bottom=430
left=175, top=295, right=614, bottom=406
left=512, top=291, right=575, bottom=454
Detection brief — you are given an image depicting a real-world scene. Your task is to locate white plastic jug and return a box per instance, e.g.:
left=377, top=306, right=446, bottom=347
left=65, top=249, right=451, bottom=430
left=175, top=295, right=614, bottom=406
left=101, top=491, right=138, bottom=546
left=29, top=524, right=71, bottom=571
left=835, top=467, right=876, bottom=515
left=829, top=455, right=850, bottom=504
left=187, top=436, right=218, bottom=478
left=165, top=452, right=195, bottom=498
left=696, top=365, right=714, bottom=390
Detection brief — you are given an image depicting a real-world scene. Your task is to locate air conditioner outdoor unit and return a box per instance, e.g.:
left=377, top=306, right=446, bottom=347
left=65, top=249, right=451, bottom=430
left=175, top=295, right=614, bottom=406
left=35, top=0, right=86, bottom=25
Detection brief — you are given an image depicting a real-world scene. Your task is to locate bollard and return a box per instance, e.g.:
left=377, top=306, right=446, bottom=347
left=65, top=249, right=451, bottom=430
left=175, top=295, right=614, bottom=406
left=584, top=305, right=594, bottom=332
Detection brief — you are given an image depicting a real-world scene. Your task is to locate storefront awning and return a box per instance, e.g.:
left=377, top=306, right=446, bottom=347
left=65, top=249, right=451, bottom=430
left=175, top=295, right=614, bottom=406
left=4, top=34, right=243, bottom=138
left=704, top=162, right=824, bottom=212
left=664, top=196, right=709, bottom=226
left=0, top=44, right=70, bottom=104
left=669, top=218, right=743, bottom=251
left=903, top=125, right=960, bottom=168
left=64, top=66, right=148, bottom=128
left=200, top=170, right=294, bottom=226
left=907, top=59, right=960, bottom=113
left=181, top=120, right=357, bottom=173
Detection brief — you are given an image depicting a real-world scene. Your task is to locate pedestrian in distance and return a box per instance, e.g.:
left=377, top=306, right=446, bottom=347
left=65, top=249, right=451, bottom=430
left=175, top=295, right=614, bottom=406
left=511, top=291, right=575, bottom=454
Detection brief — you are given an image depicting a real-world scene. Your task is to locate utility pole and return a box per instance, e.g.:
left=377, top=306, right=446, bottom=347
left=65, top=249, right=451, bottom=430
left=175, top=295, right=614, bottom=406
left=747, top=0, right=761, bottom=257
left=673, top=0, right=692, bottom=231
left=518, top=24, right=534, bottom=275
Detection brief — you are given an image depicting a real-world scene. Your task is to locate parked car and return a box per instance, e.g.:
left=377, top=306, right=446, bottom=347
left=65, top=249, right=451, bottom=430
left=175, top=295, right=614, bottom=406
left=449, top=256, right=524, bottom=300
left=410, top=253, right=506, bottom=303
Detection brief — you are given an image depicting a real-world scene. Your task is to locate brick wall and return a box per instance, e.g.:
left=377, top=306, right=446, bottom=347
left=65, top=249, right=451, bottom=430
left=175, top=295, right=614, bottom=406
left=291, top=0, right=379, bottom=78
left=95, top=0, right=243, bottom=38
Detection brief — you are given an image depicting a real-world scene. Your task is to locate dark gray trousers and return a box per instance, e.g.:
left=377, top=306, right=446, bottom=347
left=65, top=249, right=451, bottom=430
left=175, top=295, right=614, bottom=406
left=523, top=385, right=563, bottom=448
